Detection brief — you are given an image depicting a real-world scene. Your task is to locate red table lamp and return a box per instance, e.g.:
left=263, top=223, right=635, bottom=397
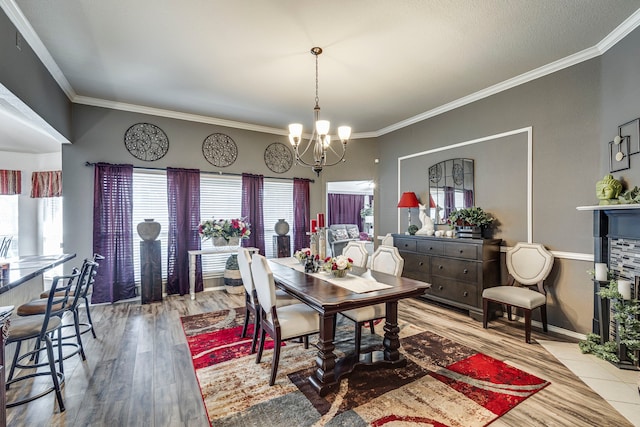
left=397, top=192, right=420, bottom=228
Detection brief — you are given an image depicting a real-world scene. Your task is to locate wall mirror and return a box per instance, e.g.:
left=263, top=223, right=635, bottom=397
left=428, top=158, right=474, bottom=224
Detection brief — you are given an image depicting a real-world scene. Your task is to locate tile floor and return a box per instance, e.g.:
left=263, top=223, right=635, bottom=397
left=538, top=340, right=640, bottom=426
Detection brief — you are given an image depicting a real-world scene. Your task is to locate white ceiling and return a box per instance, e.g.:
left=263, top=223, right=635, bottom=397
left=2, top=0, right=640, bottom=153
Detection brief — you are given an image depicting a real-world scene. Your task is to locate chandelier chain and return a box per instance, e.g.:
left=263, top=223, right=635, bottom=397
left=315, top=52, right=319, bottom=107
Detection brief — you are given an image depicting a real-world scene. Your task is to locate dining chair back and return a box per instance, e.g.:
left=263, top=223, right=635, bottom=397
left=482, top=242, right=554, bottom=343
left=251, top=254, right=319, bottom=385
left=342, top=241, right=369, bottom=268
left=238, top=248, right=298, bottom=353
left=370, top=246, right=404, bottom=277
left=380, top=233, right=394, bottom=247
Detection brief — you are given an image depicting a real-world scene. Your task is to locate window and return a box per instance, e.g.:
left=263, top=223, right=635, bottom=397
left=40, top=197, right=63, bottom=278
left=0, top=195, right=19, bottom=257
left=263, top=180, right=293, bottom=258
left=199, top=174, right=242, bottom=275
left=131, top=171, right=295, bottom=284
left=132, top=171, right=169, bottom=283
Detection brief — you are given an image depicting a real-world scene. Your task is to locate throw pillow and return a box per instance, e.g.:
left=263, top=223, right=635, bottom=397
left=333, top=229, right=349, bottom=240
left=347, top=227, right=360, bottom=239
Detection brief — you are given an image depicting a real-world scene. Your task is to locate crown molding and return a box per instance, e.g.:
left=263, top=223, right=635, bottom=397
left=0, top=0, right=76, bottom=100
left=4, top=0, right=640, bottom=139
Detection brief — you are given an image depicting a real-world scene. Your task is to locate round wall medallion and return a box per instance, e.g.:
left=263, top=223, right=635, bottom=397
left=452, top=163, right=464, bottom=185
left=202, top=133, right=238, bottom=167
left=429, top=164, right=442, bottom=183
left=124, top=123, right=169, bottom=161
left=264, top=142, right=293, bottom=173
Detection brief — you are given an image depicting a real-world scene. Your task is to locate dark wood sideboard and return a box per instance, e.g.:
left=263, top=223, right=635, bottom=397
left=392, top=234, right=501, bottom=318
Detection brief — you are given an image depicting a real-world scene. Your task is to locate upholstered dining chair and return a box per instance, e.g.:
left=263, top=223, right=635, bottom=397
left=251, top=253, right=319, bottom=386
left=482, top=242, right=554, bottom=343
left=342, top=241, right=369, bottom=268
left=380, top=233, right=394, bottom=247
left=340, top=245, right=405, bottom=358
left=237, top=248, right=298, bottom=353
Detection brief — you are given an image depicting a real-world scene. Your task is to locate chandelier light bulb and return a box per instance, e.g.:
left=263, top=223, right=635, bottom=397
left=338, top=126, right=351, bottom=143
left=316, top=120, right=330, bottom=136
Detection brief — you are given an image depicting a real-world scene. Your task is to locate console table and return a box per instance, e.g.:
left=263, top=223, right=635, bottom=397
left=392, top=234, right=501, bottom=317
left=188, top=247, right=259, bottom=300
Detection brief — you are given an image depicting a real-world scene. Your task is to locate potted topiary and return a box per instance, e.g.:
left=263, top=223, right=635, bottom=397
left=447, top=207, right=495, bottom=238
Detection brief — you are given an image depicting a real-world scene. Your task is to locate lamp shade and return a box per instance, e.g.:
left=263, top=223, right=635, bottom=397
left=429, top=195, right=436, bottom=208
left=397, top=192, right=419, bottom=208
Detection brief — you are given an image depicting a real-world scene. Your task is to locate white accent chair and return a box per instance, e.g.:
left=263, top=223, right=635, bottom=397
left=482, top=242, right=554, bottom=343
left=340, top=246, right=405, bottom=358
left=237, top=248, right=298, bottom=354
left=342, top=241, right=369, bottom=268
left=380, top=233, right=394, bottom=247
left=251, top=254, right=319, bottom=386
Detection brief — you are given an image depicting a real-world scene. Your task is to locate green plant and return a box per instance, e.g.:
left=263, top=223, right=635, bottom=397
left=447, top=207, right=495, bottom=228
left=619, top=186, right=640, bottom=204
left=579, top=279, right=640, bottom=364
left=360, top=207, right=373, bottom=218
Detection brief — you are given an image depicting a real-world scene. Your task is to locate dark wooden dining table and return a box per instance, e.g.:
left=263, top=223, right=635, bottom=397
left=268, top=259, right=430, bottom=396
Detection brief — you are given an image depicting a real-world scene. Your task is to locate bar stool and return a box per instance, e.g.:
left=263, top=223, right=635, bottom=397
left=5, top=271, right=79, bottom=411
left=18, top=259, right=96, bottom=367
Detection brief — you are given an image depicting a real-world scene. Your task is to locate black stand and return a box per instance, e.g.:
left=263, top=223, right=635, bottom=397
left=140, top=240, right=162, bottom=304
left=273, top=235, right=291, bottom=258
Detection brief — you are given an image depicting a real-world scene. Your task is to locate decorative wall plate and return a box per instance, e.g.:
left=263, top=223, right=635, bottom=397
left=429, top=164, right=442, bottom=183
left=202, top=133, right=238, bottom=167
left=124, top=123, right=169, bottom=161
left=264, top=142, right=293, bottom=173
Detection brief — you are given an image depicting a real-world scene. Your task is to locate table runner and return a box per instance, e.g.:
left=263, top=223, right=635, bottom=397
left=271, top=257, right=392, bottom=294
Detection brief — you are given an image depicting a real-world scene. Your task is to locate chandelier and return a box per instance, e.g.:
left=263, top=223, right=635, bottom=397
left=288, top=47, right=351, bottom=176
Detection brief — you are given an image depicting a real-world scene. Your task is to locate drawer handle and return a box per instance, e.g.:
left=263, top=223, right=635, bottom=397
left=438, top=265, right=443, bottom=270
left=419, top=262, right=424, bottom=266
left=438, top=285, right=444, bottom=290
left=459, top=249, right=464, bottom=254
left=463, top=291, right=468, bottom=297
left=404, top=244, right=409, bottom=247
left=429, top=247, right=433, bottom=250
left=463, top=269, right=468, bottom=274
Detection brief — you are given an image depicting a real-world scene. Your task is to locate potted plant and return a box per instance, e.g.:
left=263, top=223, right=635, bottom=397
left=198, top=217, right=251, bottom=246
left=447, top=207, right=495, bottom=238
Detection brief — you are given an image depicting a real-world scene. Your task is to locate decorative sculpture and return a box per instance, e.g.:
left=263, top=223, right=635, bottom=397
left=596, top=174, right=622, bottom=205
left=415, top=203, right=435, bottom=236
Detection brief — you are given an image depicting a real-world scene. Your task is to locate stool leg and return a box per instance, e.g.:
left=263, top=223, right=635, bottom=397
left=83, top=296, right=97, bottom=338
left=6, top=341, right=22, bottom=386
left=73, top=309, right=86, bottom=360
left=44, top=334, right=65, bottom=412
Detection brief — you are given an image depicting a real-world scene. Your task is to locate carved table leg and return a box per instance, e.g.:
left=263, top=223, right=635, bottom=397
left=383, top=301, right=401, bottom=361
left=308, top=312, right=337, bottom=396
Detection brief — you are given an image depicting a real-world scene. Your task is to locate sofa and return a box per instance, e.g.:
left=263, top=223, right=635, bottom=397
left=327, top=224, right=361, bottom=255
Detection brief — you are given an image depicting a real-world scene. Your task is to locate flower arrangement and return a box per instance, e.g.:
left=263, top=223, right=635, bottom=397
left=447, top=207, right=495, bottom=228
left=198, top=217, right=251, bottom=241
left=294, top=248, right=311, bottom=262
left=323, top=255, right=353, bottom=272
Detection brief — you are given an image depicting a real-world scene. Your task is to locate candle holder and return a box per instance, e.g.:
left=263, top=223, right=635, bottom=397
left=318, top=227, right=326, bottom=260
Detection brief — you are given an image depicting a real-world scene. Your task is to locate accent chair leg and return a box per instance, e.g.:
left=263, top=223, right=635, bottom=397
left=506, top=305, right=513, bottom=321
left=482, top=298, right=489, bottom=329
left=250, top=310, right=260, bottom=354
left=524, top=309, right=532, bottom=343
left=241, top=303, right=250, bottom=338
left=540, top=304, right=548, bottom=332
left=369, top=321, right=375, bottom=334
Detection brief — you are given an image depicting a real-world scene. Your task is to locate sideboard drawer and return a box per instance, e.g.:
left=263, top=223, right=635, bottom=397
left=431, top=257, right=478, bottom=283
left=427, top=277, right=479, bottom=307
left=402, top=252, right=430, bottom=277
left=444, top=242, right=479, bottom=260
left=395, top=238, right=416, bottom=252
left=416, top=239, right=443, bottom=255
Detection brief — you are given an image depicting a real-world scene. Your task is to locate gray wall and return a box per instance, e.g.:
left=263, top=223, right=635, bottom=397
left=376, top=26, right=640, bottom=335
left=63, top=104, right=378, bottom=261
left=0, top=8, right=71, bottom=139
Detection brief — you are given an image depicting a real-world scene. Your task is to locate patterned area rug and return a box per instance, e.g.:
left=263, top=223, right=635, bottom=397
left=181, top=308, right=550, bottom=426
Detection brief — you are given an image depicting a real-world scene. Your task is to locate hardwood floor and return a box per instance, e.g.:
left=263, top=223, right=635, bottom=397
left=6, top=291, right=632, bottom=426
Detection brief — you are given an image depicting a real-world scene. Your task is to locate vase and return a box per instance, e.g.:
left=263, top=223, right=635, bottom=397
left=274, top=219, right=289, bottom=236
left=224, top=254, right=244, bottom=294
left=228, top=236, right=240, bottom=247
left=137, top=219, right=161, bottom=241
left=212, top=237, right=227, bottom=247
left=332, top=269, right=348, bottom=278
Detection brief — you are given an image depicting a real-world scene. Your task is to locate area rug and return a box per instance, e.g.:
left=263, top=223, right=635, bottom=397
left=181, top=308, right=550, bottom=426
